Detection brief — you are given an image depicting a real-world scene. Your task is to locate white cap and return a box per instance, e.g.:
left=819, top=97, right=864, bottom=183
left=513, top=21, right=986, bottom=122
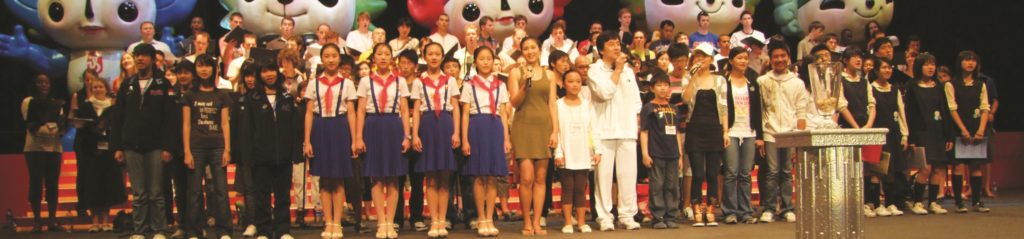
left=693, top=42, right=716, bottom=56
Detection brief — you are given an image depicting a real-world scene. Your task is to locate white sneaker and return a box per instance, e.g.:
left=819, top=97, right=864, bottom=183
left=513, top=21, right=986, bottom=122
left=220, top=235, right=232, bottom=239
left=540, top=217, right=547, bottom=227
left=153, top=233, right=167, bottom=239
left=887, top=205, right=904, bottom=216
left=911, top=202, right=929, bottom=215
left=619, top=219, right=641, bottom=230
left=243, top=224, right=257, bottom=237
left=130, top=235, right=146, bottom=239
left=863, top=205, right=877, bottom=218
left=469, top=219, right=479, bottom=230
left=759, top=211, right=774, bottom=223
left=279, top=234, right=294, bottom=239
left=579, top=224, right=593, bottom=233
left=783, top=212, right=796, bottom=222
left=599, top=221, right=615, bottom=231
left=684, top=207, right=695, bottom=220
left=929, top=202, right=948, bottom=214
left=561, top=225, right=574, bottom=234
left=256, top=236, right=268, bottom=239
left=189, top=237, right=200, bottom=239
left=875, top=206, right=892, bottom=217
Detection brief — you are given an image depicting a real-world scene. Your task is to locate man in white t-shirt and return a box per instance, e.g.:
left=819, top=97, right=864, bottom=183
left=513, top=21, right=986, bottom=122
left=500, top=15, right=529, bottom=53
left=729, top=11, right=765, bottom=49
left=127, top=21, right=177, bottom=63
left=346, top=12, right=373, bottom=56
left=587, top=31, right=643, bottom=231
left=428, top=14, right=461, bottom=54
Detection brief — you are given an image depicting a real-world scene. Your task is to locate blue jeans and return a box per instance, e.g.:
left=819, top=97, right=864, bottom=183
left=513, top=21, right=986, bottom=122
left=186, top=148, right=231, bottom=236
left=648, top=158, right=681, bottom=221
left=124, top=150, right=167, bottom=235
left=723, top=137, right=755, bottom=218
left=760, top=142, right=794, bottom=214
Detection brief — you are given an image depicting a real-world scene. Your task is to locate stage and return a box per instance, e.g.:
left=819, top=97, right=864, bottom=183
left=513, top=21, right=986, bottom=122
left=1, top=189, right=1022, bottom=239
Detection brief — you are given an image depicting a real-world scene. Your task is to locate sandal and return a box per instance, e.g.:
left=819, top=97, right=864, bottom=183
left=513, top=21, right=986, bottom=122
left=334, top=223, right=344, bottom=239
left=322, top=223, right=333, bottom=239
left=375, top=223, right=388, bottom=239
left=428, top=222, right=440, bottom=238
left=438, top=221, right=449, bottom=238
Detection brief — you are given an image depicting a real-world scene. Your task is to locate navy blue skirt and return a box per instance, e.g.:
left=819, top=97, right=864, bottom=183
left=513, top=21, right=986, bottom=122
left=363, top=114, right=409, bottom=177
left=463, top=115, right=509, bottom=176
left=416, top=112, right=458, bottom=172
left=310, top=116, right=354, bottom=179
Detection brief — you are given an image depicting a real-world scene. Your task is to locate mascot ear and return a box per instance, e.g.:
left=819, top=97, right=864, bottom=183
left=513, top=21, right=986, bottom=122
left=408, top=0, right=445, bottom=30
left=154, top=0, right=197, bottom=27
left=4, top=0, right=43, bottom=31
left=219, top=0, right=239, bottom=30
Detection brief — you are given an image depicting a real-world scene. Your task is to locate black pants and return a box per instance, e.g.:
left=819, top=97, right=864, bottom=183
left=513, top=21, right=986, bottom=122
left=396, top=152, right=425, bottom=225
left=253, top=163, right=292, bottom=237
left=235, top=163, right=256, bottom=226
left=25, top=152, right=61, bottom=222
left=162, top=155, right=188, bottom=225
left=542, top=160, right=555, bottom=218
left=448, top=152, right=476, bottom=224
left=344, top=158, right=366, bottom=225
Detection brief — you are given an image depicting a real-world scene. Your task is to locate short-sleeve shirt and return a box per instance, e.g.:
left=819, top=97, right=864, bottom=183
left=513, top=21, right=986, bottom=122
left=357, top=73, right=410, bottom=113
left=460, top=75, right=510, bottom=115
left=411, top=74, right=461, bottom=112
left=304, top=73, right=358, bottom=117
left=182, top=90, right=233, bottom=149
left=641, top=102, right=682, bottom=159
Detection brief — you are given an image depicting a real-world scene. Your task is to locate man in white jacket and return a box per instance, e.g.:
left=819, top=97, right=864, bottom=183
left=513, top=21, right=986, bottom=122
left=588, top=32, right=643, bottom=231
left=756, top=40, right=809, bottom=223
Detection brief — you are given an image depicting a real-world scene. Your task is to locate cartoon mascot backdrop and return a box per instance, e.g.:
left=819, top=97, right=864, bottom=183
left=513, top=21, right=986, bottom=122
left=217, top=0, right=388, bottom=37
left=0, top=0, right=195, bottom=94
left=407, top=0, right=573, bottom=44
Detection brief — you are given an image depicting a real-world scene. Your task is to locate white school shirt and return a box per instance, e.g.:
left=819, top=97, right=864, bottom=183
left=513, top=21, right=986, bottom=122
left=555, top=98, right=597, bottom=170
left=357, top=74, right=411, bottom=113
left=587, top=60, right=642, bottom=140
left=411, top=74, right=461, bottom=112
left=429, top=33, right=461, bottom=54
left=541, top=39, right=579, bottom=66
left=346, top=30, right=372, bottom=54
left=459, top=75, right=510, bottom=115
left=304, top=74, right=358, bottom=117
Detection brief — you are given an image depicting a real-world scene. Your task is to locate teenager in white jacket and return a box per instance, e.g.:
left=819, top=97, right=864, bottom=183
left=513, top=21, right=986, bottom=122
left=756, top=41, right=809, bottom=223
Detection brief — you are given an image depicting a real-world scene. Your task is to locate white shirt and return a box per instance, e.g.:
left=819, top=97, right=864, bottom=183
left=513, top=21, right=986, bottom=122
left=460, top=74, right=510, bottom=115
left=389, top=37, right=421, bottom=57
left=453, top=47, right=478, bottom=80
left=555, top=98, right=597, bottom=170
left=757, top=71, right=810, bottom=142
left=587, top=60, right=642, bottom=140
left=305, top=74, right=358, bottom=117
left=216, top=77, right=233, bottom=91
left=225, top=56, right=246, bottom=81
left=730, top=29, right=766, bottom=49
left=357, top=73, right=410, bottom=113
left=541, top=39, right=579, bottom=66
left=127, top=40, right=176, bottom=63
left=345, top=30, right=373, bottom=54
left=411, top=74, right=461, bottom=112
left=429, top=33, right=460, bottom=54
left=728, top=82, right=755, bottom=138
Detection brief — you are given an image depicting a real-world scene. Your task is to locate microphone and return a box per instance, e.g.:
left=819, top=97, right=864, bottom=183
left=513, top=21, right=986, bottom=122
left=690, top=62, right=703, bottom=75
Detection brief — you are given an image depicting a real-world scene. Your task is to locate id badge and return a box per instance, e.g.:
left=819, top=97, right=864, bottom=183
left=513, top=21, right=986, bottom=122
left=97, top=141, right=109, bottom=150
left=665, top=125, right=677, bottom=135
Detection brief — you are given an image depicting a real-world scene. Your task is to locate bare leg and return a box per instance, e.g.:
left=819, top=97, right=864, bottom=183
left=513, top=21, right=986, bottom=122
left=517, top=159, right=536, bottom=233
left=532, top=159, right=550, bottom=233
left=485, top=176, right=499, bottom=233
left=320, top=186, right=334, bottom=236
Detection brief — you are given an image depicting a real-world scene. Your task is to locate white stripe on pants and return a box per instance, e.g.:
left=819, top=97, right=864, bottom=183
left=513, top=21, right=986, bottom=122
left=292, top=162, right=320, bottom=210
left=595, top=139, right=639, bottom=223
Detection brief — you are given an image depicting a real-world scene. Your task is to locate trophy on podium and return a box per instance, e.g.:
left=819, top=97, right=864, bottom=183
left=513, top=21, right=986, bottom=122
left=808, top=61, right=843, bottom=128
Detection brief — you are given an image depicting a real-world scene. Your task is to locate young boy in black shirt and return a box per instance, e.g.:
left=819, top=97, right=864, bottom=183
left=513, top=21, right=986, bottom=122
left=640, top=73, right=684, bottom=229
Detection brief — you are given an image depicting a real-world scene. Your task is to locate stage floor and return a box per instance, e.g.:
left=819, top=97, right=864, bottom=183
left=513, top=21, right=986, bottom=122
left=4, top=190, right=1023, bottom=239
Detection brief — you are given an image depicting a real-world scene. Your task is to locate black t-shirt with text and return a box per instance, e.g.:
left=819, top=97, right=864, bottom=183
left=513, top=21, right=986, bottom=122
left=183, top=90, right=233, bottom=149
left=641, top=102, right=682, bottom=159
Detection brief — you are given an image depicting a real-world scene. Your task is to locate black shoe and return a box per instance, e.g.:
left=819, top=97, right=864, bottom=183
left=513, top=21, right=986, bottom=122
left=973, top=202, right=991, bottom=213
left=31, top=224, right=42, bottom=233
left=955, top=202, right=968, bottom=213
left=47, top=223, right=66, bottom=232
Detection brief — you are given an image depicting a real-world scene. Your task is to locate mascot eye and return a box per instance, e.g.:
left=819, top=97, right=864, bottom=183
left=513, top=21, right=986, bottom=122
left=660, top=0, right=685, bottom=5
left=885, top=0, right=893, bottom=3
left=48, top=2, right=64, bottom=22
left=118, top=1, right=139, bottom=22
left=528, top=0, right=544, bottom=14
left=865, top=0, right=876, bottom=9
left=319, top=0, right=339, bottom=7
left=462, top=3, right=481, bottom=22
left=732, top=0, right=743, bottom=8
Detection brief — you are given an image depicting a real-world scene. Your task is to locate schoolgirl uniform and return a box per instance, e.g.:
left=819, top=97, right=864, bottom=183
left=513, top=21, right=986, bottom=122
left=872, top=81, right=909, bottom=212
left=307, top=72, right=358, bottom=179
left=945, top=77, right=991, bottom=210
left=839, top=71, right=876, bottom=128
left=411, top=73, right=461, bottom=172
left=359, top=73, right=411, bottom=177
left=905, top=80, right=954, bottom=207
left=460, top=74, right=510, bottom=176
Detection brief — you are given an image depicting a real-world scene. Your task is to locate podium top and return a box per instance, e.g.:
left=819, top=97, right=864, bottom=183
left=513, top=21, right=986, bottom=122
left=773, top=128, right=888, bottom=148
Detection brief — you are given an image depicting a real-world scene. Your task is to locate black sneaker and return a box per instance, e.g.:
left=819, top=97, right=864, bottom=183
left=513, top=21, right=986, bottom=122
left=652, top=221, right=667, bottom=229
left=973, top=202, right=991, bottom=213
left=955, top=202, right=969, bottom=213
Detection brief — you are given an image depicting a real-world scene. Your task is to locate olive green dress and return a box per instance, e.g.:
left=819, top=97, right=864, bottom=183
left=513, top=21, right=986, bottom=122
left=511, top=67, right=554, bottom=159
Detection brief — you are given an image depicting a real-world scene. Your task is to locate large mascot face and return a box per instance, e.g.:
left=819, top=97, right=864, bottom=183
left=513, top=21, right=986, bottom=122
left=446, top=0, right=554, bottom=41
left=37, top=0, right=156, bottom=49
left=797, top=0, right=894, bottom=42
left=645, top=0, right=746, bottom=36
left=234, top=0, right=355, bottom=36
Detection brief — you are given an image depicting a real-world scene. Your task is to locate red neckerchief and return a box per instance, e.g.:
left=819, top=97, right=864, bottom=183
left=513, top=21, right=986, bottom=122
left=421, top=73, right=449, bottom=117
left=471, top=75, right=502, bottom=117
left=371, top=73, right=397, bottom=113
left=317, top=74, right=344, bottom=115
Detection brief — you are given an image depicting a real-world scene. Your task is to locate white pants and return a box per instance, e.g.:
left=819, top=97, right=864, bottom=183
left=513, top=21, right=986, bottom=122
left=292, top=162, right=321, bottom=210
left=594, top=139, right=639, bottom=223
